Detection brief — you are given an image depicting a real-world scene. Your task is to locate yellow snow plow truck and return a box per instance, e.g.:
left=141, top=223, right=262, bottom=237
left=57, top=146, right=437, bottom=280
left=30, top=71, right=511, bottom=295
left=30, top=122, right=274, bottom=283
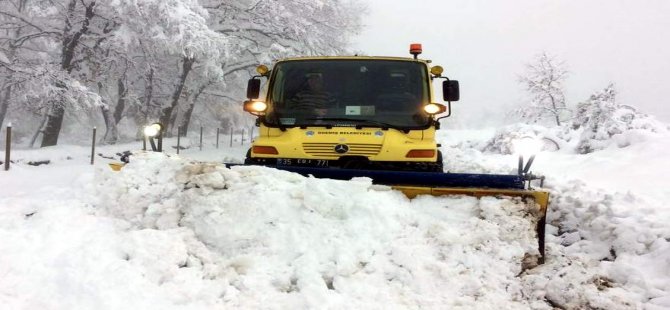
left=237, top=44, right=550, bottom=263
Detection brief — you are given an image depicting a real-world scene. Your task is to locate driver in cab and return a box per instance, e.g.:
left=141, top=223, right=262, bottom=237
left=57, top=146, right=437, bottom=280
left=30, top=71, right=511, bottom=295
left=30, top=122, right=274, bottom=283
left=288, top=72, right=336, bottom=116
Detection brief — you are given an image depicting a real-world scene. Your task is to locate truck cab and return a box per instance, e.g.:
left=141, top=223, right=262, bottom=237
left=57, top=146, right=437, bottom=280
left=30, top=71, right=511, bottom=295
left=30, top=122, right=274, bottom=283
left=243, top=46, right=459, bottom=172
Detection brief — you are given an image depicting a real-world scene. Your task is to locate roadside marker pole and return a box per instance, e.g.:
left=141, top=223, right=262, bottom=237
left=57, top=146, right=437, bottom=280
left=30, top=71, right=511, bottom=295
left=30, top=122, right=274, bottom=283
left=216, top=128, right=220, bottom=149
left=4, top=124, right=10, bottom=171
left=177, top=127, right=181, bottom=154
left=199, top=126, right=203, bottom=151
left=90, top=127, right=96, bottom=165
left=229, top=129, right=233, bottom=148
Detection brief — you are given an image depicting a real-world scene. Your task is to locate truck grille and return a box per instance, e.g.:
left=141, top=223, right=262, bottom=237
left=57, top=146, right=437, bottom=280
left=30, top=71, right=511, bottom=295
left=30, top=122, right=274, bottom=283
left=302, top=143, right=382, bottom=158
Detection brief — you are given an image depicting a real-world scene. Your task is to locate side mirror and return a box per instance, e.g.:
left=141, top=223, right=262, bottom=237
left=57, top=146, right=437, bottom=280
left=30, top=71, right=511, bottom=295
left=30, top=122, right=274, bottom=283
left=247, top=78, right=261, bottom=99
left=442, top=80, right=460, bottom=102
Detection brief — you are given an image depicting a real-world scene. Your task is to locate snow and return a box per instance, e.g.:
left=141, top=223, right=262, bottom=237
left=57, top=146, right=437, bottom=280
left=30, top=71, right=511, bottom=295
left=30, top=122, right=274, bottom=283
left=1, top=129, right=669, bottom=309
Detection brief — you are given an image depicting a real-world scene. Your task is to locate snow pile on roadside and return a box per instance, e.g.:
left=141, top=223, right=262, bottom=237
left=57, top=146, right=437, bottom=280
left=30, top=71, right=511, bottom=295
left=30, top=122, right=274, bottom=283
left=2, top=128, right=669, bottom=309
left=464, top=116, right=669, bottom=156
left=438, top=129, right=670, bottom=309
left=94, top=152, right=541, bottom=309
left=523, top=183, right=670, bottom=309
left=477, top=124, right=567, bottom=154
left=0, top=194, right=225, bottom=309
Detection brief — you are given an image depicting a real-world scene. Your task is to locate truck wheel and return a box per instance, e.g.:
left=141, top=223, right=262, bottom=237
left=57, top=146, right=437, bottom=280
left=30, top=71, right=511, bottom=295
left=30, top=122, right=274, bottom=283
left=433, top=151, right=444, bottom=172
left=244, top=148, right=252, bottom=164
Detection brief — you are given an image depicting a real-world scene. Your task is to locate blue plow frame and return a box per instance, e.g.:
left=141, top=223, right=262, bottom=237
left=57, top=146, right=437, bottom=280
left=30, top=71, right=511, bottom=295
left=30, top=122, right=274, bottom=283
left=249, top=165, right=526, bottom=189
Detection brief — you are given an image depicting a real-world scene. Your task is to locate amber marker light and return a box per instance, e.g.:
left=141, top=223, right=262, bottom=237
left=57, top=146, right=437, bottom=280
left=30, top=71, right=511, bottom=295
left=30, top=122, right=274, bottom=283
left=256, top=65, right=269, bottom=76
left=409, top=43, right=422, bottom=54
left=430, top=66, right=444, bottom=76
left=253, top=146, right=279, bottom=155
left=406, top=149, right=436, bottom=158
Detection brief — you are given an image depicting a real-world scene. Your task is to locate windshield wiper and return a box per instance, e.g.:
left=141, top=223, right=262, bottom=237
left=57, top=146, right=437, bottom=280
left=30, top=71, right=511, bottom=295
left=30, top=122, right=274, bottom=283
left=305, top=117, right=409, bottom=132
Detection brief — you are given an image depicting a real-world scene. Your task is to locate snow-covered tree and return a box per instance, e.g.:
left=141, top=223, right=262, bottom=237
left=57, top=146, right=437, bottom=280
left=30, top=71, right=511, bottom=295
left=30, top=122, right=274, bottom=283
left=163, top=0, right=366, bottom=136
left=480, top=123, right=564, bottom=155
left=515, top=52, right=569, bottom=126
left=572, top=83, right=667, bottom=153
left=1, top=0, right=226, bottom=145
left=0, top=0, right=57, bottom=131
left=0, top=0, right=366, bottom=146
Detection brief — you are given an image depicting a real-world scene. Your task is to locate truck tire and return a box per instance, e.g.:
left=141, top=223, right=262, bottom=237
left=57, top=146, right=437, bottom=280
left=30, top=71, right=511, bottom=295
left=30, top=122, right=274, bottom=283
left=244, top=148, right=252, bottom=164
left=431, top=150, right=444, bottom=172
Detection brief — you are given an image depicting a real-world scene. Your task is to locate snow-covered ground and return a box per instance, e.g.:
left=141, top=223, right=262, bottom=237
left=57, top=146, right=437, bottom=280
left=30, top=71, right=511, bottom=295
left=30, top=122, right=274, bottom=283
left=1, top=130, right=669, bottom=309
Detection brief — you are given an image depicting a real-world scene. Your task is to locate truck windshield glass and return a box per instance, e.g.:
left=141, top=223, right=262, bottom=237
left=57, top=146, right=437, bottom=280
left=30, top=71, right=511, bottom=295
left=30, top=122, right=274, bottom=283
left=265, top=60, right=430, bottom=128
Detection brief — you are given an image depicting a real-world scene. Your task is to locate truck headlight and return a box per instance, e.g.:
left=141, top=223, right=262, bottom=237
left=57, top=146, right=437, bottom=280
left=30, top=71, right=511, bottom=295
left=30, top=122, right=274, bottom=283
left=423, top=103, right=446, bottom=115
left=243, top=100, right=268, bottom=114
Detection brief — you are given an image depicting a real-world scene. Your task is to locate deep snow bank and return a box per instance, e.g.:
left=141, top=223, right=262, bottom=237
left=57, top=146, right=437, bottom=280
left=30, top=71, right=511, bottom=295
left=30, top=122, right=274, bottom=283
left=3, top=128, right=669, bottom=309
left=94, top=152, right=541, bottom=309
left=438, top=129, right=670, bottom=309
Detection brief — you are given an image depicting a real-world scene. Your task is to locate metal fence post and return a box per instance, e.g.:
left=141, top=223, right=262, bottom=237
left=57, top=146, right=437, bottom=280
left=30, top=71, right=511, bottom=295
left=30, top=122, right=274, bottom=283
left=4, top=124, right=10, bottom=171
left=157, top=129, right=163, bottom=152
left=90, top=127, right=96, bottom=165
left=216, top=128, right=220, bottom=149
left=199, top=126, right=203, bottom=151
left=177, top=126, right=181, bottom=154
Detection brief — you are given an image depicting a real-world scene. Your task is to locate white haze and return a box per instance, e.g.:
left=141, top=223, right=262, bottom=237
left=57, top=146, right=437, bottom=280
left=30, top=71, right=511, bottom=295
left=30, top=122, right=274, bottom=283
left=353, top=0, right=670, bottom=126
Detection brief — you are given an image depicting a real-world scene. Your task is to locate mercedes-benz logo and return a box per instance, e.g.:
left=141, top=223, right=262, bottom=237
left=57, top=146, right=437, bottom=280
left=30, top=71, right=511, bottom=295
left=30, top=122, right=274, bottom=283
left=334, top=144, right=349, bottom=154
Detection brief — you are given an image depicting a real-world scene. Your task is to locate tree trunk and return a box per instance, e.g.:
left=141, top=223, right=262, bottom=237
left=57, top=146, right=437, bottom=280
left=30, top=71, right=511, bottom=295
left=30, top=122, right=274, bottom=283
left=30, top=113, right=49, bottom=148
left=548, top=94, right=561, bottom=126
left=41, top=0, right=96, bottom=147
left=113, top=77, right=126, bottom=124
left=101, top=77, right=126, bottom=144
left=159, top=56, right=195, bottom=137
left=168, top=104, right=179, bottom=134
left=40, top=102, right=65, bottom=147
left=180, top=83, right=209, bottom=136
left=0, top=0, right=29, bottom=129
left=101, top=105, right=118, bottom=144
left=178, top=61, right=255, bottom=136
left=0, top=84, right=11, bottom=129
left=180, top=101, right=195, bottom=136
left=135, top=67, right=154, bottom=139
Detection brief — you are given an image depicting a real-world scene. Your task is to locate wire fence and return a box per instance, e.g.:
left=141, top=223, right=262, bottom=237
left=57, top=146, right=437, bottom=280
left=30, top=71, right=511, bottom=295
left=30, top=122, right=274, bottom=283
left=1, top=125, right=257, bottom=171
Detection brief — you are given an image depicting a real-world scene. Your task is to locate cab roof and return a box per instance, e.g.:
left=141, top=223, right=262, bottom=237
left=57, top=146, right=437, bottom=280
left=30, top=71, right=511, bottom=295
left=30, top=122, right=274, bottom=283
left=275, top=56, right=431, bottom=64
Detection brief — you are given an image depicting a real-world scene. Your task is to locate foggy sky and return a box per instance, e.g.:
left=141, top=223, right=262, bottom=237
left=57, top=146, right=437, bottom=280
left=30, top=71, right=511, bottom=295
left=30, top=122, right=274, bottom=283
left=352, top=0, right=670, bottom=126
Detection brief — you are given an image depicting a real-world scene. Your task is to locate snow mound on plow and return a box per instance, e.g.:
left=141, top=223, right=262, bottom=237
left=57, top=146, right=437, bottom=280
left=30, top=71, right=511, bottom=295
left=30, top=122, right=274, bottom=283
left=96, top=152, right=540, bottom=309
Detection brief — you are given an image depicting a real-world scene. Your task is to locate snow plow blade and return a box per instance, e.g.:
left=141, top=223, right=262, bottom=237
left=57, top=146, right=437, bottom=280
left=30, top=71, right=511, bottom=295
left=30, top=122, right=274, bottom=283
left=397, top=185, right=549, bottom=264
left=227, top=164, right=549, bottom=263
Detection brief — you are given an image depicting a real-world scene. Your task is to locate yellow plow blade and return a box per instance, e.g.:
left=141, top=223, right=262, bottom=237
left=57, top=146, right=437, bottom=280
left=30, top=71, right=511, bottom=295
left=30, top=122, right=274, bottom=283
left=393, top=186, right=549, bottom=264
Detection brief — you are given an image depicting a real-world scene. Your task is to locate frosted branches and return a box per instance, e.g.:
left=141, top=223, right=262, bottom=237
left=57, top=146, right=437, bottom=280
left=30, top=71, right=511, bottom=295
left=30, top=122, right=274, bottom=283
left=516, top=52, right=569, bottom=126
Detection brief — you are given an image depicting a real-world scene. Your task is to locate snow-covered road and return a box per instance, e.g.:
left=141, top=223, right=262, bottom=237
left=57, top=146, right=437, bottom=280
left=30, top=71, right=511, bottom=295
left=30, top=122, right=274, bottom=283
left=1, top=130, right=668, bottom=309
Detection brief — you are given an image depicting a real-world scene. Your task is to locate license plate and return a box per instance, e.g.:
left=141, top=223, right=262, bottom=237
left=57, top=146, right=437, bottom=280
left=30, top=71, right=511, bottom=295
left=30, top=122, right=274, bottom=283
left=276, top=158, right=329, bottom=167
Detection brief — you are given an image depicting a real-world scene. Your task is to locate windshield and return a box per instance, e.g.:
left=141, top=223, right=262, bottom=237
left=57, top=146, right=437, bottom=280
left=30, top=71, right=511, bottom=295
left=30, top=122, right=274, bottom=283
left=264, top=59, right=431, bottom=128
